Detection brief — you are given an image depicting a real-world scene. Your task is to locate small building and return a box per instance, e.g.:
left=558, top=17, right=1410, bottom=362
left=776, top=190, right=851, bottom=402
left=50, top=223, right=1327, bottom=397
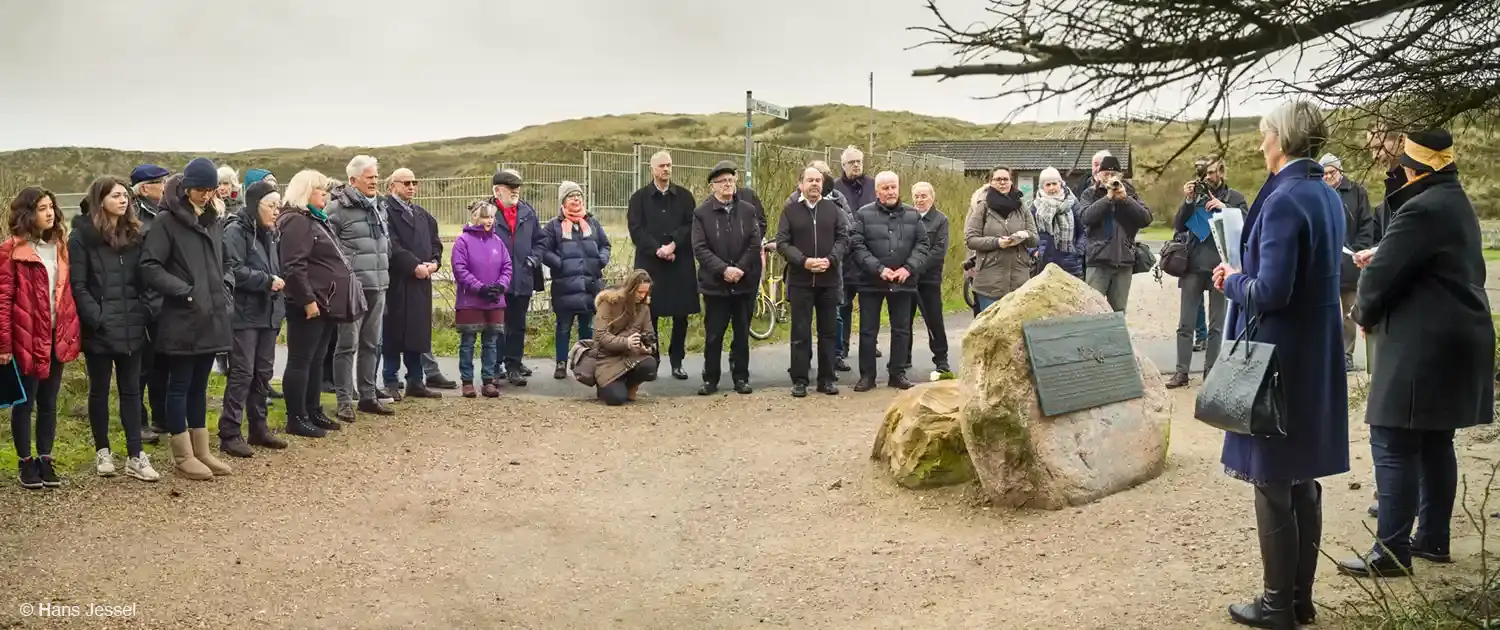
left=896, top=139, right=1133, bottom=198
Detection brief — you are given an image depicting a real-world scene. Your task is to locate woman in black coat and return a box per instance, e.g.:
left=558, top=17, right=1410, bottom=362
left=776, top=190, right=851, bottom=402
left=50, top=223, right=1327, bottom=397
left=216, top=181, right=288, bottom=457
left=278, top=170, right=360, bottom=438
left=70, top=176, right=159, bottom=482
left=140, top=158, right=234, bottom=481
left=380, top=192, right=443, bottom=397
left=1339, top=130, right=1495, bottom=579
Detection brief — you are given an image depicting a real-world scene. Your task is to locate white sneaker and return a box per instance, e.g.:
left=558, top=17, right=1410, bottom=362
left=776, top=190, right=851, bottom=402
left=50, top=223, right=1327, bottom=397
left=125, top=453, right=160, bottom=482
left=95, top=448, right=116, bottom=477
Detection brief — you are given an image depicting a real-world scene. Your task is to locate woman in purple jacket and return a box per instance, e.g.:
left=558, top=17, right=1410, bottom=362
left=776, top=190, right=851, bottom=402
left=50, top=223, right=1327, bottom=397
left=451, top=200, right=513, bottom=398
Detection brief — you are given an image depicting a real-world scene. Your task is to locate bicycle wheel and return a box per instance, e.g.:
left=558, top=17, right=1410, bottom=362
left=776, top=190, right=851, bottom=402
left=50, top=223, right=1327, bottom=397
left=963, top=275, right=977, bottom=308
left=749, top=292, right=777, bottom=340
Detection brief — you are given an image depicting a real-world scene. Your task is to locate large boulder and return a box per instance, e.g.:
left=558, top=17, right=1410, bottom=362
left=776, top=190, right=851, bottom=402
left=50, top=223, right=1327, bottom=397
left=871, top=381, right=976, bottom=489
left=958, top=265, right=1172, bottom=509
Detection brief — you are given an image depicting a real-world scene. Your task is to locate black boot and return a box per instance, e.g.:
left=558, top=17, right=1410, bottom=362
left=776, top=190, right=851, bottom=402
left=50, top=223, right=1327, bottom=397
left=1228, top=485, right=1298, bottom=629
left=1291, top=481, right=1321, bottom=626
left=308, top=407, right=341, bottom=432
left=285, top=414, right=327, bottom=438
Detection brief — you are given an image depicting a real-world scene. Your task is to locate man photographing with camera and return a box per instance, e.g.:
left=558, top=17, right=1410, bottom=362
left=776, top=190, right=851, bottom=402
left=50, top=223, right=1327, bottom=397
left=1165, top=156, right=1247, bottom=389
left=1079, top=155, right=1153, bottom=312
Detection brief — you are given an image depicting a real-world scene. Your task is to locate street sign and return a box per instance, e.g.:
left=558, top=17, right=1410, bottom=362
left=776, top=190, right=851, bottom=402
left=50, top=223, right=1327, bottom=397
left=750, top=98, right=789, bottom=120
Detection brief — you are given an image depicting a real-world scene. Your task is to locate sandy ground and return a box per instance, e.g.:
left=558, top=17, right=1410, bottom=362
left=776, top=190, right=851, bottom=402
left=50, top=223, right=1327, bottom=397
left=1, top=276, right=1496, bottom=629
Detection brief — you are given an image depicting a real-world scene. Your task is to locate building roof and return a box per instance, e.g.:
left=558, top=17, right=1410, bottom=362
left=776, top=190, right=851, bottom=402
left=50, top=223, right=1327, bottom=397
left=896, top=140, right=1133, bottom=173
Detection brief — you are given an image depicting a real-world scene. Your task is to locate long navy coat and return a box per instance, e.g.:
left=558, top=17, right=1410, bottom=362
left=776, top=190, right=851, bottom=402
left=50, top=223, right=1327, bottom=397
left=382, top=196, right=442, bottom=353
left=540, top=215, right=611, bottom=314
left=1220, top=158, right=1350, bottom=484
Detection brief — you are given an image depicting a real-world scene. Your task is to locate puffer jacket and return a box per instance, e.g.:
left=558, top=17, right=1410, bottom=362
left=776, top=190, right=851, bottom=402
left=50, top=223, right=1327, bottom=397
left=67, top=212, right=151, bottom=356
left=691, top=196, right=763, bottom=296
left=140, top=179, right=234, bottom=356
left=325, top=185, right=391, bottom=291
left=964, top=190, right=1040, bottom=299
left=541, top=215, right=611, bottom=313
left=0, top=234, right=81, bottom=379
left=849, top=200, right=933, bottom=292
left=223, top=205, right=286, bottom=330
left=451, top=224, right=514, bottom=311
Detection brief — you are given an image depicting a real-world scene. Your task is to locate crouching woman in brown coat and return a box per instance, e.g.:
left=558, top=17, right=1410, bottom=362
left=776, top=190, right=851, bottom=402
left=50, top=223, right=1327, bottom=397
left=592, top=270, right=658, bottom=405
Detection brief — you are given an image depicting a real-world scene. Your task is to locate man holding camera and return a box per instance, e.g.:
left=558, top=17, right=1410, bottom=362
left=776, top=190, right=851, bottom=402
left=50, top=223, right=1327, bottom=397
left=1079, top=156, right=1153, bottom=312
left=1165, top=156, right=1247, bottom=389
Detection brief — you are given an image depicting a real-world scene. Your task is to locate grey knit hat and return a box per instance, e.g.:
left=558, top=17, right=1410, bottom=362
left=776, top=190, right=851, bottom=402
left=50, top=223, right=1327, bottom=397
left=1318, top=153, right=1342, bottom=170
left=558, top=181, right=583, bottom=207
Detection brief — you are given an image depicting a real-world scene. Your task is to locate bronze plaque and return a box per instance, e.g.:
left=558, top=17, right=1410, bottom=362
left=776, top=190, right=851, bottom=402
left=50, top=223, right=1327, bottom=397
left=1023, top=312, right=1144, bottom=417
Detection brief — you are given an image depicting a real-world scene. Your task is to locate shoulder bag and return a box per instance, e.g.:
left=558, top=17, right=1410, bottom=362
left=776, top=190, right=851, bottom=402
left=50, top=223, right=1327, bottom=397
left=569, top=339, right=598, bottom=386
left=1157, top=233, right=1192, bottom=278
left=1194, top=295, right=1287, bottom=437
left=316, top=219, right=367, bottom=323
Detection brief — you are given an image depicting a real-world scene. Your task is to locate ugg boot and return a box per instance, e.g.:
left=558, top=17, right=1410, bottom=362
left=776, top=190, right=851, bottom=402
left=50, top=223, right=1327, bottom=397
left=189, top=428, right=232, bottom=476
left=169, top=432, right=213, bottom=480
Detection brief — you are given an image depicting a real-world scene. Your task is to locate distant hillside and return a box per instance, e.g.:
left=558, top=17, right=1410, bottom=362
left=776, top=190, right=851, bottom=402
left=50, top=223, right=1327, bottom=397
left=3, top=103, right=1496, bottom=216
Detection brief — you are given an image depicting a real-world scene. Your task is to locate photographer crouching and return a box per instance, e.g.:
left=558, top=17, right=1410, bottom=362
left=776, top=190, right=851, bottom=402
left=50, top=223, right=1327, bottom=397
left=1166, top=156, right=1247, bottom=389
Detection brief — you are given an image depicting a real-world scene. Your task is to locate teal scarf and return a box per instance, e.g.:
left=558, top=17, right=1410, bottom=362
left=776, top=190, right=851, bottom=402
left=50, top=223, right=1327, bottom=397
left=307, top=204, right=328, bottom=221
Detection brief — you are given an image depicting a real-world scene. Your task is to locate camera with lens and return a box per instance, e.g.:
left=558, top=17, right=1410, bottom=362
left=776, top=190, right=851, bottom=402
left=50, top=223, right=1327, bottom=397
left=638, top=331, right=658, bottom=350
left=1104, top=174, right=1126, bottom=193
left=1190, top=157, right=1216, bottom=202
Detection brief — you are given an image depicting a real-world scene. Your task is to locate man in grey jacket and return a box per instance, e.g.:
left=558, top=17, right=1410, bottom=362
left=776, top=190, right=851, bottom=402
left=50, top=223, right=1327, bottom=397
left=327, top=155, right=395, bottom=419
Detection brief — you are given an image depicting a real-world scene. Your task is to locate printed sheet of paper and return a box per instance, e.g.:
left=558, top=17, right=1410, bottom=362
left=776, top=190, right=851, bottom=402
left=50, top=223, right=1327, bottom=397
left=1209, top=208, right=1246, bottom=271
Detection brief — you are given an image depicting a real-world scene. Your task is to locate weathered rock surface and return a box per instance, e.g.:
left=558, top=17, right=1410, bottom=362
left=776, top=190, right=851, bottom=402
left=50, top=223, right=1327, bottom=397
left=871, top=381, right=976, bottom=489
left=957, top=264, right=1172, bottom=509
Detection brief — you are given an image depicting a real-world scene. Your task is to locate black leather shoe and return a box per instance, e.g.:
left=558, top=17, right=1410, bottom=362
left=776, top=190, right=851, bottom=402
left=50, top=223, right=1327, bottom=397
left=852, top=377, right=876, bottom=392
left=358, top=398, right=396, bottom=416
left=426, top=374, right=458, bottom=390
left=405, top=383, right=443, bottom=399
left=1337, top=549, right=1414, bottom=578
left=1165, top=373, right=1190, bottom=389
left=518, top=364, right=533, bottom=377
left=219, top=437, right=254, bottom=458
left=1411, top=538, right=1453, bottom=563
left=888, top=374, right=914, bottom=390
left=733, top=381, right=752, bottom=395
left=834, top=358, right=851, bottom=372
left=697, top=382, right=718, bottom=396
left=791, top=383, right=808, bottom=398
left=1228, top=596, right=1296, bottom=629
left=817, top=381, right=839, bottom=396
left=672, top=366, right=689, bottom=380
left=507, top=370, right=529, bottom=387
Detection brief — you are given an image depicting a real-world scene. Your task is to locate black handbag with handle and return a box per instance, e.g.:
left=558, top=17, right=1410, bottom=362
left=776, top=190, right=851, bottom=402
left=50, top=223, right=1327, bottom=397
left=1194, top=297, right=1287, bottom=438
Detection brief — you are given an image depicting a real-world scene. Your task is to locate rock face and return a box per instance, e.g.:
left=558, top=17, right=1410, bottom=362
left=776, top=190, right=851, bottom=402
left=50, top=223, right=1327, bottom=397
left=957, top=264, right=1172, bottom=509
left=871, top=381, right=976, bottom=489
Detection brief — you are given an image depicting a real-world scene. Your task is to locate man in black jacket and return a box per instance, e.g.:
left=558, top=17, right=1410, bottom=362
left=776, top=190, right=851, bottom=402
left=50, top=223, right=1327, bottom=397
left=627, top=151, right=699, bottom=379
left=849, top=171, right=933, bottom=392
left=904, top=181, right=950, bottom=375
left=128, top=164, right=170, bottom=441
left=1079, top=156, right=1153, bottom=312
left=776, top=167, right=851, bottom=397
left=691, top=161, right=763, bottom=396
left=1319, top=153, right=1377, bottom=370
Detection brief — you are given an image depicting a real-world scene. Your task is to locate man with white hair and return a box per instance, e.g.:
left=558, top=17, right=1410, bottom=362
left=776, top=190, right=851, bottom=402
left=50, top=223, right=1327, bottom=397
left=489, top=169, right=547, bottom=386
left=627, top=151, right=700, bottom=379
left=904, top=181, right=951, bottom=375
left=128, top=163, right=170, bottom=443
left=1318, top=152, right=1377, bottom=371
left=327, top=155, right=395, bottom=420
left=832, top=146, right=880, bottom=370
left=848, top=171, right=933, bottom=392
left=1075, top=150, right=1113, bottom=197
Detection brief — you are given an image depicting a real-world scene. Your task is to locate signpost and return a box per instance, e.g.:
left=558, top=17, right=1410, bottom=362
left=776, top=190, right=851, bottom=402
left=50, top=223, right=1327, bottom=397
left=745, top=91, right=789, bottom=189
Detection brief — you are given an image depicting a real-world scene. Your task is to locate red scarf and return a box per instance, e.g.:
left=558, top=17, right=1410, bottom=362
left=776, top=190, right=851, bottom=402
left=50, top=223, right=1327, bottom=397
left=497, top=198, right=518, bottom=236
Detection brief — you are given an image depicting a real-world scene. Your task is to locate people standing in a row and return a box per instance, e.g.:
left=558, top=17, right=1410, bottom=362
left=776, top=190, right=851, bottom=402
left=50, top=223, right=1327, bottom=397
left=1318, top=152, right=1376, bottom=371
left=692, top=161, right=763, bottom=396
left=848, top=171, right=933, bottom=392
left=775, top=166, right=850, bottom=397
left=490, top=169, right=545, bottom=387
left=381, top=168, right=444, bottom=399
left=328, top=156, right=392, bottom=420
left=904, top=181, right=950, bottom=376
left=3, top=188, right=82, bottom=489
left=833, top=146, right=878, bottom=372
left=542, top=181, right=610, bottom=380
left=1079, top=155, right=1153, bottom=312
left=451, top=200, right=512, bottom=397
left=216, top=179, right=288, bottom=457
left=627, top=151, right=697, bottom=380
left=965, top=167, right=1038, bottom=312
left=1166, top=156, right=1247, bottom=390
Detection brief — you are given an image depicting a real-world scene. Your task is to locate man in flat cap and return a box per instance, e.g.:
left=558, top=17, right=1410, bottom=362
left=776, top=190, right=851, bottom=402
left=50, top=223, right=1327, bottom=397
left=489, top=169, right=546, bottom=386
left=690, top=161, right=762, bottom=395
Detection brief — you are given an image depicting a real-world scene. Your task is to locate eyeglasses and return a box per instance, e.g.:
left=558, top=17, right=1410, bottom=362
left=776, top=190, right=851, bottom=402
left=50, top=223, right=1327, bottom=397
left=992, top=176, right=1012, bottom=182
left=711, top=178, right=735, bottom=185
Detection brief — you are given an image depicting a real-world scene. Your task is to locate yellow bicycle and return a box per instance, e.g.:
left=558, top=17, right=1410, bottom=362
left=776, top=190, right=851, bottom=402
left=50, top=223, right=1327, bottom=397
left=750, top=240, right=787, bottom=340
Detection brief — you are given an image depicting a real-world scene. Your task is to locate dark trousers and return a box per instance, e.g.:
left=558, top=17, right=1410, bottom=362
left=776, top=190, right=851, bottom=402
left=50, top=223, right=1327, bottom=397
left=555, top=311, right=595, bottom=363
left=1371, top=425, right=1458, bottom=562
left=284, top=310, right=338, bottom=420
left=382, top=350, right=423, bottom=386
left=788, top=285, right=840, bottom=386
left=219, top=329, right=277, bottom=441
left=857, top=291, right=913, bottom=379
left=903, top=282, right=949, bottom=370
left=1176, top=271, right=1224, bottom=375
left=140, top=337, right=168, bottom=431
left=836, top=290, right=858, bottom=358
left=502, top=293, right=531, bottom=372
left=163, top=353, right=215, bottom=435
left=598, top=357, right=658, bottom=406
left=1195, top=304, right=1208, bottom=341
left=10, top=358, right=64, bottom=458
left=321, top=341, right=336, bottom=387
left=651, top=314, right=689, bottom=369
left=86, top=352, right=144, bottom=457
left=702, top=294, right=752, bottom=385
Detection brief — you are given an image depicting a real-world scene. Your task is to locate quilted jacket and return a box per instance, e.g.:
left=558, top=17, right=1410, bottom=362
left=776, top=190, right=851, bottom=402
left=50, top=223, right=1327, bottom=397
left=0, top=235, right=82, bottom=378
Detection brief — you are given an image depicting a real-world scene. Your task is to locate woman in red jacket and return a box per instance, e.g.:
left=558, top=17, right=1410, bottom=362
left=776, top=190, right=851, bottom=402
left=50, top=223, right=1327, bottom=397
left=1, top=188, right=82, bottom=490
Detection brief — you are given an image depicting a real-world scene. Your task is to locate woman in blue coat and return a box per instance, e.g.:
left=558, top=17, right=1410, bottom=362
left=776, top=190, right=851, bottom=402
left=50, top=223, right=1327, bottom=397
left=541, top=182, right=611, bottom=380
left=1212, top=100, right=1349, bottom=629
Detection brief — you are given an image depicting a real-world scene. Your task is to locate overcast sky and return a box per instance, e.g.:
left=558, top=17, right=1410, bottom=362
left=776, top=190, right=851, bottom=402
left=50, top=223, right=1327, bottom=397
left=0, top=0, right=1283, bottom=153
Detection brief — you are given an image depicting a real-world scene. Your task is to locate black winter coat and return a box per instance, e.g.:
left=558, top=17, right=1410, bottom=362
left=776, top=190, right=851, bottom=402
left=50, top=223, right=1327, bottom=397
left=628, top=183, right=700, bottom=316
left=541, top=215, right=611, bottom=314
left=383, top=197, right=442, bottom=353
left=492, top=198, right=545, bottom=297
left=915, top=209, right=949, bottom=285
left=850, top=201, right=933, bottom=293
left=139, top=180, right=233, bottom=356
left=67, top=213, right=152, bottom=356
left=775, top=198, right=850, bottom=289
left=1079, top=181, right=1153, bottom=268
left=277, top=207, right=359, bottom=323
left=1171, top=184, right=1249, bottom=276
left=223, top=207, right=285, bottom=330
left=1354, top=171, right=1494, bottom=432
left=692, top=196, right=763, bottom=296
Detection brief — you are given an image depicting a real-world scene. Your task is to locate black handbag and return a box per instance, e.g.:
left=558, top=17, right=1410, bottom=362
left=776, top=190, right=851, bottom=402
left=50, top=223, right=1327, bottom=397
left=1157, top=234, right=1191, bottom=278
left=1194, top=306, right=1287, bottom=437
left=1131, top=241, right=1156, bottom=275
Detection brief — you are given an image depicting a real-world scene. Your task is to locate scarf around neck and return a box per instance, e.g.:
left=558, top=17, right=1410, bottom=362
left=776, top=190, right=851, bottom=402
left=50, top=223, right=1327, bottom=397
left=985, top=187, right=1022, bottom=219
left=1031, top=190, right=1076, bottom=252
left=560, top=212, right=592, bottom=240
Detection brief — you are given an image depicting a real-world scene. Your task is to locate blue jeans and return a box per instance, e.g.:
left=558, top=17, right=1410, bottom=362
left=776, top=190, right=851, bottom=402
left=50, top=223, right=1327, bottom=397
left=1372, top=425, right=1457, bottom=562
left=458, top=329, right=502, bottom=383
left=165, top=354, right=215, bottom=434
left=382, top=350, right=423, bottom=387
left=555, top=311, right=595, bottom=363
left=975, top=293, right=1001, bottom=312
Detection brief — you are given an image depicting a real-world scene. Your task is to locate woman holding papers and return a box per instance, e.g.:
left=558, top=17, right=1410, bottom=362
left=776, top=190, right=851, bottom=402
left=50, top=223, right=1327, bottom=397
left=1211, top=100, right=1348, bottom=629
left=1166, top=156, right=1247, bottom=389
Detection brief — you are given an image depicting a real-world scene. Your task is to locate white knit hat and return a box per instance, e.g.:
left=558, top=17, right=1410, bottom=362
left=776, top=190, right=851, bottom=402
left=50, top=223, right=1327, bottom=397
left=1318, top=153, right=1342, bottom=170
left=1039, top=167, right=1064, bottom=185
